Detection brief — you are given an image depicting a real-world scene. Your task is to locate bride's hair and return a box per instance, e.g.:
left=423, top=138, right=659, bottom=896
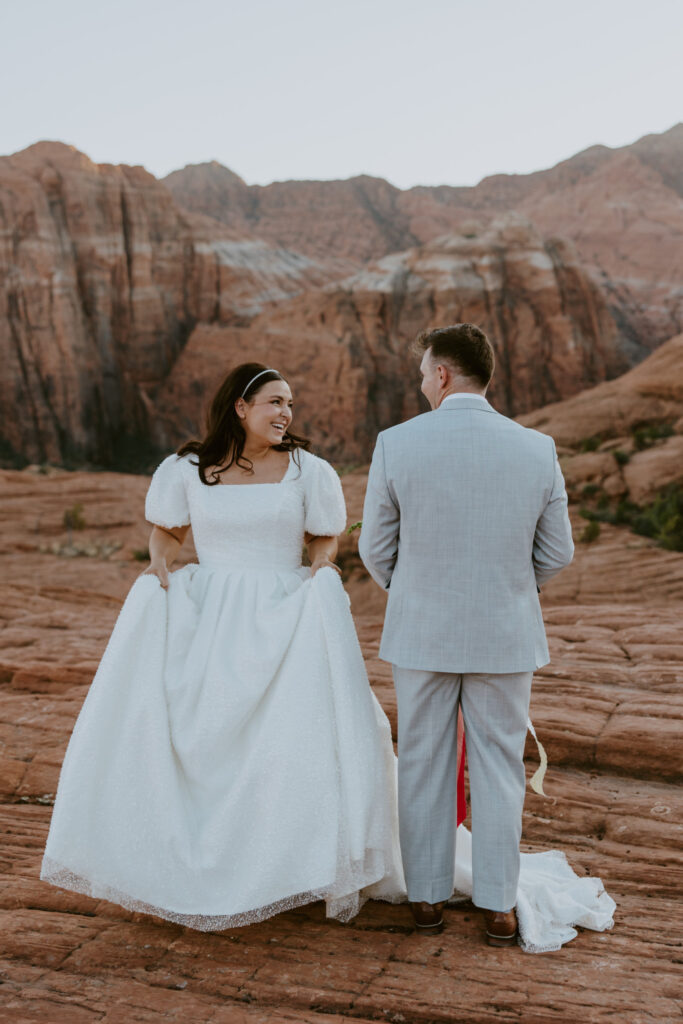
left=177, top=362, right=311, bottom=485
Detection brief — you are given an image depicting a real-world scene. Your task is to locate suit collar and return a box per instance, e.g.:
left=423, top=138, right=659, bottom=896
left=436, top=395, right=496, bottom=413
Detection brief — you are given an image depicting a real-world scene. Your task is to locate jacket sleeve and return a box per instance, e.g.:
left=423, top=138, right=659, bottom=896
left=532, top=439, right=574, bottom=588
left=358, top=433, right=400, bottom=589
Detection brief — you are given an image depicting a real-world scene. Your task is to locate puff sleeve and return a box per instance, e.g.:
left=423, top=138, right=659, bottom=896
left=145, top=454, right=191, bottom=529
left=302, top=452, right=347, bottom=536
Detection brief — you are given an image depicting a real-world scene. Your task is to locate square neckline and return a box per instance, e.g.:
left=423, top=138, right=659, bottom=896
left=210, top=452, right=294, bottom=487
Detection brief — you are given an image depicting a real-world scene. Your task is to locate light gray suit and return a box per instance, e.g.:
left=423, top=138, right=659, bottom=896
left=359, top=394, right=574, bottom=910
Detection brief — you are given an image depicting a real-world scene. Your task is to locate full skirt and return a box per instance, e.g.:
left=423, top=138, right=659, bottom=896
left=42, top=566, right=615, bottom=951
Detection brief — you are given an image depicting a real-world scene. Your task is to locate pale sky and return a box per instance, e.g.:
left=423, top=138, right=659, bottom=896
left=2, top=0, right=681, bottom=189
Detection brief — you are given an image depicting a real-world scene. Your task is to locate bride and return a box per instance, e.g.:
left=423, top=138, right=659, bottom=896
left=41, top=362, right=615, bottom=952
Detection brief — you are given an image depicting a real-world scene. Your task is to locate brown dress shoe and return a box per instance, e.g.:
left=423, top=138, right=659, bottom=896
left=410, top=901, right=445, bottom=935
left=482, top=908, right=518, bottom=947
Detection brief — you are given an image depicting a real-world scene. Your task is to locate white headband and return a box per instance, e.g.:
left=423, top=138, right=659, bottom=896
left=240, top=368, right=279, bottom=399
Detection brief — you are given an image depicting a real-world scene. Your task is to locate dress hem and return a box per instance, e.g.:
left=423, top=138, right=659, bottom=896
left=41, top=855, right=387, bottom=931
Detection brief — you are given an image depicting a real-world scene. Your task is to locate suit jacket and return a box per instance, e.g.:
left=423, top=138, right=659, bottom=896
left=358, top=395, right=574, bottom=673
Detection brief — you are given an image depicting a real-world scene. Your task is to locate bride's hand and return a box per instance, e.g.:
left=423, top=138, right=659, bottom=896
left=142, top=559, right=170, bottom=589
left=310, top=557, right=342, bottom=578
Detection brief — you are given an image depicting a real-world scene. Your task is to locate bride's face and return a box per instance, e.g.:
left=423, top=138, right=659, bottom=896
left=237, top=380, right=294, bottom=447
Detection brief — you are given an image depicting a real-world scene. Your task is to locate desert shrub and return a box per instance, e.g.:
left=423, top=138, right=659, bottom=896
left=581, top=483, right=601, bottom=497
left=613, top=449, right=631, bottom=466
left=579, top=520, right=601, bottom=543
left=579, top=435, right=603, bottom=453
left=578, top=486, right=683, bottom=552
left=629, top=486, right=683, bottom=551
left=132, top=548, right=150, bottom=562
left=63, top=503, right=86, bottom=531
left=632, top=422, right=675, bottom=451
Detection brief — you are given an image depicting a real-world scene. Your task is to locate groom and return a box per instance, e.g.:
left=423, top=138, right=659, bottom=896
left=359, top=323, right=574, bottom=946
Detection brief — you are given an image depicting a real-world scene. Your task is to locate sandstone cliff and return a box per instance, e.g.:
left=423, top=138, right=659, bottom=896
left=0, top=143, right=340, bottom=466
left=3, top=127, right=679, bottom=469
left=155, top=217, right=627, bottom=461
left=166, top=124, right=683, bottom=351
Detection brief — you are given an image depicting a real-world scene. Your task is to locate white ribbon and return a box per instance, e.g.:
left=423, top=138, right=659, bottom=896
left=526, top=718, right=548, bottom=796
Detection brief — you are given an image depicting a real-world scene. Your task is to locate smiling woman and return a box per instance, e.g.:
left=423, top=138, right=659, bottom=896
left=41, top=357, right=410, bottom=932
left=176, top=363, right=311, bottom=485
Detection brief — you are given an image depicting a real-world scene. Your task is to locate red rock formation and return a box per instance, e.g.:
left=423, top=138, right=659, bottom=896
left=1, top=463, right=682, bottom=1021
left=166, top=124, right=683, bottom=350
left=154, top=217, right=627, bottom=461
left=520, top=332, right=683, bottom=503
left=0, top=144, right=340, bottom=466
left=4, top=127, right=680, bottom=470
left=164, top=165, right=417, bottom=265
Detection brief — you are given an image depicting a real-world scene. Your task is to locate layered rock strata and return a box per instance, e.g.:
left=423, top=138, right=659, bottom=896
left=0, top=143, right=340, bottom=466
left=155, top=217, right=627, bottom=461
left=166, top=124, right=683, bottom=349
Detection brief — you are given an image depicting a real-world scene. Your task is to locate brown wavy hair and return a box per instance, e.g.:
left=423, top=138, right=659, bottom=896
left=177, top=363, right=310, bottom=485
left=412, top=323, right=495, bottom=388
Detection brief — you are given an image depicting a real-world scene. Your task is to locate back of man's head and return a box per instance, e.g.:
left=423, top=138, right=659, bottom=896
left=413, top=324, right=495, bottom=389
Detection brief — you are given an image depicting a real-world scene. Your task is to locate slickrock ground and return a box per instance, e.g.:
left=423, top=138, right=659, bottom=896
left=1, top=465, right=682, bottom=1023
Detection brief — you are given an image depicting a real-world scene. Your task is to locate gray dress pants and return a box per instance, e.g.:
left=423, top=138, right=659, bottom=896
left=392, top=666, right=533, bottom=911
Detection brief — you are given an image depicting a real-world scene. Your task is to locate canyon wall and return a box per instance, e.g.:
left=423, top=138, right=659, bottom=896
left=0, top=144, right=338, bottom=465
left=155, top=217, right=626, bottom=461
left=2, top=125, right=680, bottom=468
left=167, top=124, right=683, bottom=352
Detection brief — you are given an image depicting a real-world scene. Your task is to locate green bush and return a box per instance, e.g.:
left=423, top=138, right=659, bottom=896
left=581, top=483, right=601, bottom=497
left=579, top=435, right=603, bottom=453
left=578, top=485, right=683, bottom=552
left=63, top=503, right=86, bottom=531
left=613, top=449, right=631, bottom=466
left=132, top=548, right=150, bottom=562
left=579, top=520, right=601, bottom=543
left=632, top=422, right=675, bottom=451
left=629, top=486, right=683, bottom=551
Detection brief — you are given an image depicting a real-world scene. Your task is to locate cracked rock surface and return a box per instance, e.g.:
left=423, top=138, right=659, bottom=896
left=1, top=467, right=681, bottom=1023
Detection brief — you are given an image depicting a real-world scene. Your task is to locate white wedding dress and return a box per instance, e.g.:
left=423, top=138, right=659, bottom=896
left=42, top=449, right=615, bottom=953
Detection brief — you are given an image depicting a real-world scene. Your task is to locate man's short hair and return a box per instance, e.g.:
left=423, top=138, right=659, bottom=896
left=413, top=324, right=495, bottom=388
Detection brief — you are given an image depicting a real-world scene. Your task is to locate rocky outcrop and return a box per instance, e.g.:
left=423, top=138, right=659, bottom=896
left=4, top=127, right=680, bottom=470
left=166, top=124, right=683, bottom=351
left=520, top=332, right=683, bottom=504
left=164, top=165, right=419, bottom=265
left=154, top=217, right=628, bottom=461
left=0, top=144, right=340, bottom=466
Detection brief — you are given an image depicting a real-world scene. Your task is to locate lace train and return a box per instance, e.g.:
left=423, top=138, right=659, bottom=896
left=43, top=826, right=616, bottom=952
